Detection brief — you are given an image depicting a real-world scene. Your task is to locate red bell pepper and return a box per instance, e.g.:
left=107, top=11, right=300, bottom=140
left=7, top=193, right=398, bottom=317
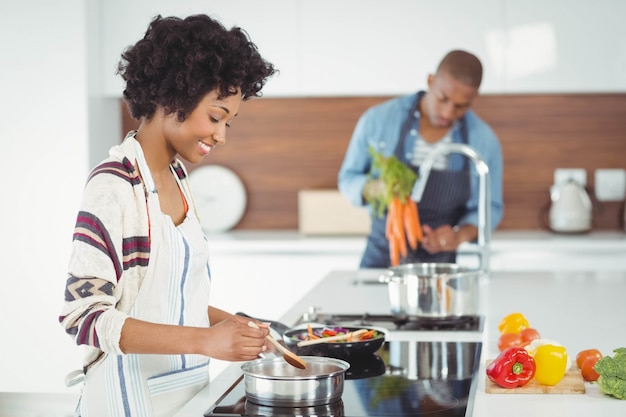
left=486, top=346, right=536, bottom=388
left=322, top=329, right=338, bottom=337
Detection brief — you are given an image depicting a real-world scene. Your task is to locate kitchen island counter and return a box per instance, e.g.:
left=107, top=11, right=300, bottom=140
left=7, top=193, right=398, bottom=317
left=178, top=268, right=626, bottom=416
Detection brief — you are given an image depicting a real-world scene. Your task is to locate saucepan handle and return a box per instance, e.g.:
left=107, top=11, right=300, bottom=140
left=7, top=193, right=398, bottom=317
left=235, top=312, right=290, bottom=336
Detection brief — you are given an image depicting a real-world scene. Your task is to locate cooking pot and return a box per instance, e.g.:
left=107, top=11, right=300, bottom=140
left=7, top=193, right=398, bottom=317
left=379, top=263, right=482, bottom=317
left=241, top=356, right=350, bottom=407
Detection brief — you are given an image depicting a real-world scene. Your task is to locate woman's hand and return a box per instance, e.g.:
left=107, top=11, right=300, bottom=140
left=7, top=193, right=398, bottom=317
left=201, top=315, right=270, bottom=361
left=118, top=312, right=270, bottom=361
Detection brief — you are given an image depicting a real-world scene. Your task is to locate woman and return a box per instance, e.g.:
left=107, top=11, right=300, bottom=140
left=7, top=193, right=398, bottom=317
left=59, top=14, right=275, bottom=416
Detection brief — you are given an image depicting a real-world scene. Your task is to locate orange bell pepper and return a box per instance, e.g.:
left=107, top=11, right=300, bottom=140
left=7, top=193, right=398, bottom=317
left=498, top=312, right=529, bottom=334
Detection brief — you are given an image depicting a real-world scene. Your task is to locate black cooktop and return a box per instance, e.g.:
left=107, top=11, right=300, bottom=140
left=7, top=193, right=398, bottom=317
left=203, top=340, right=482, bottom=417
left=297, top=313, right=483, bottom=332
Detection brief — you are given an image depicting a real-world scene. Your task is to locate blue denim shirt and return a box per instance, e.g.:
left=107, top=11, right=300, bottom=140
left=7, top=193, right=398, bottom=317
left=338, top=93, right=504, bottom=231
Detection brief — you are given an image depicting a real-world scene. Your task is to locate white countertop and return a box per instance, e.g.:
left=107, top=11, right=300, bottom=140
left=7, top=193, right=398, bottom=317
left=178, top=268, right=626, bottom=416
left=474, top=269, right=626, bottom=416
left=204, top=230, right=626, bottom=253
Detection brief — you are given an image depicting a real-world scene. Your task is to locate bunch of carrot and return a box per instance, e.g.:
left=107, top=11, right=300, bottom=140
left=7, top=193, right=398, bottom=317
left=368, top=147, right=423, bottom=266
left=386, top=196, right=423, bottom=266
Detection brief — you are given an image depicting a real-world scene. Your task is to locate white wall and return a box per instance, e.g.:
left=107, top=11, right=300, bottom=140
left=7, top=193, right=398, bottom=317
left=86, top=0, right=122, bottom=168
left=0, top=0, right=88, bottom=393
left=99, top=0, right=626, bottom=98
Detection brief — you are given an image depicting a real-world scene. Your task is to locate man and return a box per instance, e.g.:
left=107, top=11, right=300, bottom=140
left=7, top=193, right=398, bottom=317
left=338, top=50, right=503, bottom=268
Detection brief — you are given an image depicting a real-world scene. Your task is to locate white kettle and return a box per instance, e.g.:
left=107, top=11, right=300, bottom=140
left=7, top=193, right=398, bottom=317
left=549, top=179, right=592, bottom=233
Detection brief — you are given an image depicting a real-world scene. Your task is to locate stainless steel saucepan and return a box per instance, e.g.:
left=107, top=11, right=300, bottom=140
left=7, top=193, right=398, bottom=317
left=241, top=355, right=350, bottom=407
left=379, top=263, right=483, bottom=317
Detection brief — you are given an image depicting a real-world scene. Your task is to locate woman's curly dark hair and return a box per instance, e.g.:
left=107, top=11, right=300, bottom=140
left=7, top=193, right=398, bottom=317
left=117, top=14, right=276, bottom=121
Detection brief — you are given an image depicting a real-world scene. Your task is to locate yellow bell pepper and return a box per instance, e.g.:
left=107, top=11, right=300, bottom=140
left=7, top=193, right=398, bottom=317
left=525, top=338, right=571, bottom=370
left=498, top=312, right=529, bottom=334
left=533, top=344, right=568, bottom=386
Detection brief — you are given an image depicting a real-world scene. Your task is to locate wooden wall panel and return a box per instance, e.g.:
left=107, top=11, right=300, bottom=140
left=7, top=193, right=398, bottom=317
left=122, top=94, right=626, bottom=231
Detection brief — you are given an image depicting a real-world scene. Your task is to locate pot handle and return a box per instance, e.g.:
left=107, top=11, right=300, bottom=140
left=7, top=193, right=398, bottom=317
left=236, top=312, right=290, bottom=336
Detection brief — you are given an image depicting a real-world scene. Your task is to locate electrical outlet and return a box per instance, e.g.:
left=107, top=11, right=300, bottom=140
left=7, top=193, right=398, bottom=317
left=554, top=168, right=586, bottom=186
left=595, top=169, right=626, bottom=201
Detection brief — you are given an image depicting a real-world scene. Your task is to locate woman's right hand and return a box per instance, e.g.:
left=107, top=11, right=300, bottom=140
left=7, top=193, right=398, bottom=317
left=201, top=316, right=269, bottom=361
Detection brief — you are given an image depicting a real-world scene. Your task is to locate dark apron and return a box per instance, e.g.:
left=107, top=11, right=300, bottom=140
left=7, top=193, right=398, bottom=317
left=360, top=92, right=471, bottom=268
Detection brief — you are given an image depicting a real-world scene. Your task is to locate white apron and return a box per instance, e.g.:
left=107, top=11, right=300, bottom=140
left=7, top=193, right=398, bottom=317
left=77, top=142, right=212, bottom=417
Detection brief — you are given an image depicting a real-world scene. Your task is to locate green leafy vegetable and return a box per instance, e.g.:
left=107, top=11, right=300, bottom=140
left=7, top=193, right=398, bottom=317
left=367, top=146, right=417, bottom=218
left=595, top=347, right=626, bottom=400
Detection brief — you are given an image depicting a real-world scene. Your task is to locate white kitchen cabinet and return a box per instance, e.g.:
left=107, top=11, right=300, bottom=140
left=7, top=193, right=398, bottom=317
left=96, top=0, right=626, bottom=97
left=297, top=0, right=504, bottom=95
left=489, top=248, right=626, bottom=271
left=98, top=0, right=300, bottom=97
left=486, top=231, right=626, bottom=271
left=501, top=0, right=626, bottom=93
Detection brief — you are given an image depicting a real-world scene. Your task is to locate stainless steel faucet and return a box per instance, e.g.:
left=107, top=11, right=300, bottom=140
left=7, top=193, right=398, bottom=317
left=412, top=143, right=491, bottom=274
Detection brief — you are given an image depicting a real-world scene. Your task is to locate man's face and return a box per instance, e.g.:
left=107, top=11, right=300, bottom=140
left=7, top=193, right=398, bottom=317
left=422, top=71, right=479, bottom=129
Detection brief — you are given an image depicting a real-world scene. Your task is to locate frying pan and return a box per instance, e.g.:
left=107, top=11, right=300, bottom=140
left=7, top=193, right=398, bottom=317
left=282, top=326, right=386, bottom=359
left=236, top=312, right=386, bottom=359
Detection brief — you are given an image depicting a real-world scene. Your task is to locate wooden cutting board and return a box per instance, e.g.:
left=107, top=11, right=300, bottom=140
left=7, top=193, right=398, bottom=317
left=485, top=361, right=586, bottom=394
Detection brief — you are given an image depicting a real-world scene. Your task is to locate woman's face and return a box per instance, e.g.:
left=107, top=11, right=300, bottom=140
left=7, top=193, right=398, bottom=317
left=422, top=71, right=478, bottom=129
left=163, top=89, right=242, bottom=164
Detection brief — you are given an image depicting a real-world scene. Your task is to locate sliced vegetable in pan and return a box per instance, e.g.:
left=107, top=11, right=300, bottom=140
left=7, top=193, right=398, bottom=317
left=293, top=326, right=383, bottom=344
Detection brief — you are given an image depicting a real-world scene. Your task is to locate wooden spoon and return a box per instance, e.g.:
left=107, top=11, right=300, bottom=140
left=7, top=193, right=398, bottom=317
left=247, top=321, right=307, bottom=369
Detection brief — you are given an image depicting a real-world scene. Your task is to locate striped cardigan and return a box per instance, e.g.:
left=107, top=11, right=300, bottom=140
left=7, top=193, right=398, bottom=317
left=59, top=133, right=193, bottom=373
